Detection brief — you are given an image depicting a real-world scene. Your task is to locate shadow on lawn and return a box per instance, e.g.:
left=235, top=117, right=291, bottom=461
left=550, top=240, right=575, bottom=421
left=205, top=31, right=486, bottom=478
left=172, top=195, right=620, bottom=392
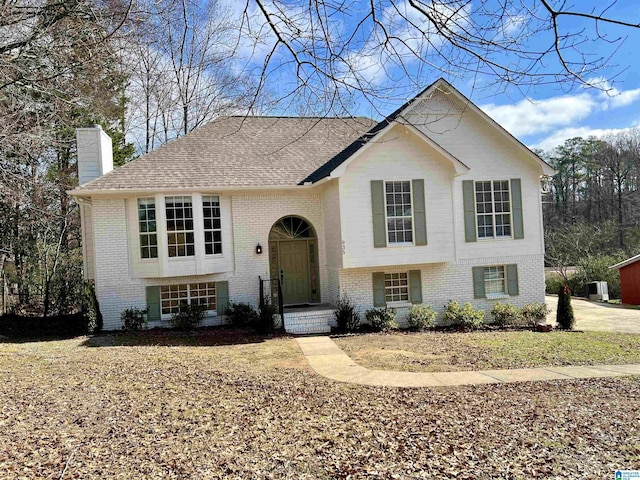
left=80, top=327, right=284, bottom=348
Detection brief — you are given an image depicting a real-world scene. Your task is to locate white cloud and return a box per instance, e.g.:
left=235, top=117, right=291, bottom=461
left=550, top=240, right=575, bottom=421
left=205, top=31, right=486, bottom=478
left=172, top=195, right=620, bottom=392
left=480, top=79, right=640, bottom=144
left=481, top=94, right=596, bottom=137
left=531, top=126, right=637, bottom=152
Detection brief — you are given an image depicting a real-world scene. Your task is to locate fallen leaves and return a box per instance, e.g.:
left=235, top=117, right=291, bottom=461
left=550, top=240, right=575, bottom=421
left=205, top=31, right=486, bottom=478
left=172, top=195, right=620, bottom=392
left=0, top=333, right=638, bottom=478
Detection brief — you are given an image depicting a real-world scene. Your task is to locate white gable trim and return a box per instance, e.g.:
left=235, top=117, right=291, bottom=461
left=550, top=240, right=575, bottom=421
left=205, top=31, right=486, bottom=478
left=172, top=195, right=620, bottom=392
left=401, top=79, right=557, bottom=177
left=328, top=121, right=470, bottom=179
left=610, top=253, right=640, bottom=270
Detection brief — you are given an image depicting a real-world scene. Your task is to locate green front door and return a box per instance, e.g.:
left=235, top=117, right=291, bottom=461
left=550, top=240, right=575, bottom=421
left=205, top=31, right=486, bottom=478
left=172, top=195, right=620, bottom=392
left=279, top=240, right=310, bottom=305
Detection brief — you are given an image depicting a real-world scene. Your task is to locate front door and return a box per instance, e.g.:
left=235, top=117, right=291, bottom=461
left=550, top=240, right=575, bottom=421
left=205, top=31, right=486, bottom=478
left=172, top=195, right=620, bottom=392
left=279, top=240, right=310, bottom=305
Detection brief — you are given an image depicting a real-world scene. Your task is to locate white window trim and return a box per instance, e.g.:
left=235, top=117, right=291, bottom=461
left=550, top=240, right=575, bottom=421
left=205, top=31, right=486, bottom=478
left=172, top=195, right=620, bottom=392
left=137, top=197, right=158, bottom=261
left=474, top=180, right=513, bottom=240
left=384, top=180, right=415, bottom=246
left=159, top=282, right=217, bottom=320
left=384, top=272, right=410, bottom=303
left=483, top=265, right=508, bottom=297
left=202, top=195, right=223, bottom=257
left=166, top=195, right=196, bottom=258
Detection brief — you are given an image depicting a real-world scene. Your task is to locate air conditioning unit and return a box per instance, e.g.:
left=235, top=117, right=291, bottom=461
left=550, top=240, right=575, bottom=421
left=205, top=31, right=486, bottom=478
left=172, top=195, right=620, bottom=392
left=587, top=281, right=609, bottom=302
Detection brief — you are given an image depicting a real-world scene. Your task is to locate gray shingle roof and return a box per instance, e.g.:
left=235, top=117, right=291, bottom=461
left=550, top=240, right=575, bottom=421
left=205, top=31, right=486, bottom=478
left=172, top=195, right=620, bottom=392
left=76, top=116, right=376, bottom=191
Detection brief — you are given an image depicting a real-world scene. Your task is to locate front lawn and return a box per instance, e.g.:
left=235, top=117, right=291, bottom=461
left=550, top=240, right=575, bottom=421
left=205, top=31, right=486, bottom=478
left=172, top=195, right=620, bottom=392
left=1, top=330, right=639, bottom=478
left=333, top=330, right=640, bottom=372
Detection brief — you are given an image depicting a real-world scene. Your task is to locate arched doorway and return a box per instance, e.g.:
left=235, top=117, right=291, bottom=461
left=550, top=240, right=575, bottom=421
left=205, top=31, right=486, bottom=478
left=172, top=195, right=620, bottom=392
left=269, top=216, right=320, bottom=305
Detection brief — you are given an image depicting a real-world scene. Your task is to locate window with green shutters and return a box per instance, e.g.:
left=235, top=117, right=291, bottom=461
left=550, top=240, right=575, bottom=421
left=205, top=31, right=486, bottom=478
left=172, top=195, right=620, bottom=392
left=472, top=264, right=519, bottom=299
left=145, top=281, right=229, bottom=322
left=371, top=180, right=427, bottom=247
left=463, top=179, right=523, bottom=242
left=373, top=270, right=422, bottom=306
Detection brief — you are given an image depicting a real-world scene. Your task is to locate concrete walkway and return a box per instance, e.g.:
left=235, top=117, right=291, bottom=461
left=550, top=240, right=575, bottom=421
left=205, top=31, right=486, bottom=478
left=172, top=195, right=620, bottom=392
left=296, top=336, right=640, bottom=388
left=546, top=295, right=640, bottom=333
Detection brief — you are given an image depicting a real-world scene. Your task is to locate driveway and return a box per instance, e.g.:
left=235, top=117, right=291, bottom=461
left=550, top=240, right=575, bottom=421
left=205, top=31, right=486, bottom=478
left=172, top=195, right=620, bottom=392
left=545, top=295, right=640, bottom=333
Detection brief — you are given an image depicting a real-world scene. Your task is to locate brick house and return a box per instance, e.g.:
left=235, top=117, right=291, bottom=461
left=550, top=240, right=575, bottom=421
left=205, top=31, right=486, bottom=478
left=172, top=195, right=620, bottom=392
left=70, top=78, right=555, bottom=333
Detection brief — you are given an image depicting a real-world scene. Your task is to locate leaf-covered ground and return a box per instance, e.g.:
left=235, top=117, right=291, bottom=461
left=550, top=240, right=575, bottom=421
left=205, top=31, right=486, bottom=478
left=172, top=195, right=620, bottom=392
left=1, top=331, right=639, bottom=479
left=333, top=330, right=640, bottom=372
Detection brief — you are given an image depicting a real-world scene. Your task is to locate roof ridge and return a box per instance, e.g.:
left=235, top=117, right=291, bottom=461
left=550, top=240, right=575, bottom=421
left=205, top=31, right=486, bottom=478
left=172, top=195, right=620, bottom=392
left=227, top=115, right=374, bottom=120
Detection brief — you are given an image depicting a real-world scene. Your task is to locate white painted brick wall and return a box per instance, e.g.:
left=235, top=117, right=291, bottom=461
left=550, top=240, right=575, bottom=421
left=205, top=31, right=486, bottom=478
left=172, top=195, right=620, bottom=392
left=338, top=253, right=545, bottom=327
left=92, top=191, right=330, bottom=330
left=339, top=124, right=457, bottom=268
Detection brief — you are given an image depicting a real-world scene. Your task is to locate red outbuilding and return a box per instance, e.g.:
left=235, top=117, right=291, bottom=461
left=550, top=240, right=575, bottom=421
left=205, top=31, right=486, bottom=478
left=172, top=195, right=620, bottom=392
left=610, top=254, right=640, bottom=305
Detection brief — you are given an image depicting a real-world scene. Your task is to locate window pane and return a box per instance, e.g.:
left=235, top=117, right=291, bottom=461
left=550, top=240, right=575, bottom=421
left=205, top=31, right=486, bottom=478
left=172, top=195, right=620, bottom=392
left=203, top=195, right=222, bottom=255
left=138, top=199, right=158, bottom=259
left=385, top=182, right=413, bottom=244
left=384, top=272, right=409, bottom=302
left=166, top=196, right=194, bottom=257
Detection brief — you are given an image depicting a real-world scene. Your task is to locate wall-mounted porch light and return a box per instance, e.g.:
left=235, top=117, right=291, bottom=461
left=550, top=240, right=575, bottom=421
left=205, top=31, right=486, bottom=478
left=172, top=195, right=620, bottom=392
left=256, top=243, right=263, bottom=254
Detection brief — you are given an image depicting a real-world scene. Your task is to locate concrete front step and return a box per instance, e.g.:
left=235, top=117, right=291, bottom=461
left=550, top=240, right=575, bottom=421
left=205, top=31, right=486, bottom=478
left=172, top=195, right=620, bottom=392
left=283, top=309, right=333, bottom=335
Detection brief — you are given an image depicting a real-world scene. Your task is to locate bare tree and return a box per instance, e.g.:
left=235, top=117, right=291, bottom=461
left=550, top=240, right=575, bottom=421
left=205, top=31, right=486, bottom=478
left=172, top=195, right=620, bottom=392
left=123, top=0, right=258, bottom=153
left=235, top=0, right=640, bottom=115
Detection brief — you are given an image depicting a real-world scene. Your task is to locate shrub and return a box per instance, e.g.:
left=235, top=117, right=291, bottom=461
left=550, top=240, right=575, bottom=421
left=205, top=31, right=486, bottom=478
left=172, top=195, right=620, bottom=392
left=521, top=303, right=551, bottom=328
left=81, top=281, right=103, bottom=334
left=365, top=307, right=398, bottom=332
left=256, top=301, right=278, bottom=334
left=225, top=301, right=259, bottom=328
left=121, top=307, right=148, bottom=332
left=334, top=293, right=360, bottom=332
left=490, top=302, right=522, bottom=329
left=170, top=304, right=206, bottom=330
left=442, top=300, right=484, bottom=331
left=406, top=304, right=436, bottom=331
left=556, top=284, right=575, bottom=330
left=545, top=274, right=564, bottom=295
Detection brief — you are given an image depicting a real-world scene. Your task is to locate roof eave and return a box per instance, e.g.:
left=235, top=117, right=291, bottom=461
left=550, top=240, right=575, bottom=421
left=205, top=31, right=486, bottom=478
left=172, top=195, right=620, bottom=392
left=68, top=183, right=319, bottom=197
left=609, top=253, right=640, bottom=270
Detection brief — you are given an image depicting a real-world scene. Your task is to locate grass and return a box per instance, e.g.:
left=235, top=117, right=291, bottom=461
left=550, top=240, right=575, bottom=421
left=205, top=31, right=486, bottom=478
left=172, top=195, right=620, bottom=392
left=333, top=330, right=640, bottom=372
left=1, top=329, right=639, bottom=478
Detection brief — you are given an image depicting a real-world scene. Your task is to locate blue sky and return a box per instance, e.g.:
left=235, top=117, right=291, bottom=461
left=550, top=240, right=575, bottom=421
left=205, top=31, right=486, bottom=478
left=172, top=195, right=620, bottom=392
left=231, top=1, right=640, bottom=154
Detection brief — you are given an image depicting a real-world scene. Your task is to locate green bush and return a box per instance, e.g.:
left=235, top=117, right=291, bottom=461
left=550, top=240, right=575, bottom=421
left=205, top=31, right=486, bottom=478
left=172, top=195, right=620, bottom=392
left=406, top=304, right=436, bottom=331
left=442, top=301, right=484, bottom=331
left=545, top=274, right=564, bottom=295
left=81, top=281, right=103, bottom=334
left=521, top=303, right=550, bottom=328
left=490, top=303, right=522, bottom=329
left=225, top=301, right=259, bottom=328
left=577, top=254, right=623, bottom=300
left=170, top=304, right=206, bottom=330
left=556, top=285, right=575, bottom=330
left=334, top=293, right=360, bottom=332
left=121, top=307, right=148, bottom=331
left=365, top=307, right=398, bottom=332
left=257, top=301, right=278, bottom=334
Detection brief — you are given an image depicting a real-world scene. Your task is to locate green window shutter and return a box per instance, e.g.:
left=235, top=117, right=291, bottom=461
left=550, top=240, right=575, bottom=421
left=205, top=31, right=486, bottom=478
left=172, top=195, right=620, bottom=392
left=412, top=179, right=427, bottom=246
left=507, top=264, right=519, bottom=296
left=463, top=180, right=477, bottom=242
left=372, top=272, right=386, bottom=307
left=511, top=179, right=524, bottom=239
left=472, top=267, right=485, bottom=299
left=371, top=180, right=387, bottom=248
left=146, top=286, right=161, bottom=322
left=409, top=270, right=422, bottom=304
left=216, top=281, right=229, bottom=314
